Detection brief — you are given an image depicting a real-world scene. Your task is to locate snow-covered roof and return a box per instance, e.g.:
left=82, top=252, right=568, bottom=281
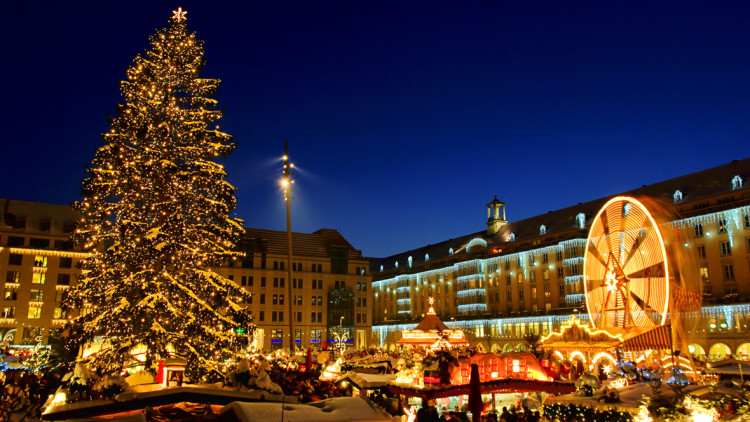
left=219, top=397, right=392, bottom=422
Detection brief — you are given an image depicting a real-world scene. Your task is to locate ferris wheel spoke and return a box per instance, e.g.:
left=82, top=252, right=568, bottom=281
left=629, top=277, right=667, bottom=315
left=627, top=262, right=665, bottom=279
left=620, top=227, right=648, bottom=270
left=587, top=240, right=609, bottom=270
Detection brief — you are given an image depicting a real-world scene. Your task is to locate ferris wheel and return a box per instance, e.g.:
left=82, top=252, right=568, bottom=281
left=583, top=196, right=670, bottom=329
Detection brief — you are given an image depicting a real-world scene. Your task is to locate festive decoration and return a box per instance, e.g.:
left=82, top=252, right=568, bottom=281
left=63, top=8, right=253, bottom=382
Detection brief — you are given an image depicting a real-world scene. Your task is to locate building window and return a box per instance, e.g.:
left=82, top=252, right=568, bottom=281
left=2, top=306, right=15, bottom=318
left=54, top=307, right=66, bottom=319
left=317, top=296, right=322, bottom=305
left=697, top=245, right=706, bottom=259
left=543, top=269, right=549, bottom=280
left=30, top=289, right=44, bottom=301
left=556, top=251, right=563, bottom=261
left=63, top=221, right=76, bottom=233
left=517, top=273, right=523, bottom=284
left=59, top=257, right=73, bottom=268
left=519, top=290, right=524, bottom=300
left=34, top=255, right=48, bottom=268
left=694, top=224, right=704, bottom=237
left=272, top=329, right=283, bottom=342
left=720, top=241, right=732, bottom=256
left=718, top=219, right=728, bottom=234
left=261, top=277, right=266, bottom=287
left=57, top=274, right=71, bottom=285
left=699, top=266, right=710, bottom=284
left=317, top=312, right=322, bottom=322
left=32, top=273, right=46, bottom=284
left=273, top=278, right=278, bottom=288
left=723, top=264, right=735, bottom=281
left=529, top=271, right=536, bottom=283
left=279, top=295, right=284, bottom=305
left=7, top=236, right=24, bottom=246
left=558, top=285, right=565, bottom=296
left=744, top=214, right=750, bottom=229
left=272, top=294, right=278, bottom=305
left=260, top=294, right=265, bottom=304
left=8, top=254, right=22, bottom=266
left=557, top=268, right=564, bottom=278
left=5, top=271, right=20, bottom=284
left=542, top=253, right=548, bottom=264
left=3, top=287, right=18, bottom=301
left=28, top=306, right=42, bottom=319
left=272, top=311, right=277, bottom=322
left=30, top=238, right=49, bottom=249
left=531, top=287, right=537, bottom=300
left=506, top=291, right=511, bottom=301
left=673, top=190, right=683, bottom=203
left=259, top=311, right=264, bottom=322
left=505, top=261, right=510, bottom=270
left=544, top=285, right=551, bottom=298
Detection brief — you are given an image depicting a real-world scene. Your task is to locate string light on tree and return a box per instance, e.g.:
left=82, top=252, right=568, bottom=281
left=63, top=8, right=253, bottom=383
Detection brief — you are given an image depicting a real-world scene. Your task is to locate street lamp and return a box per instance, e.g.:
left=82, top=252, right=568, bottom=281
left=282, top=140, right=295, bottom=352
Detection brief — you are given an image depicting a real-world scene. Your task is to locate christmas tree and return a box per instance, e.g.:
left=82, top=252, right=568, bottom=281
left=64, top=8, right=253, bottom=382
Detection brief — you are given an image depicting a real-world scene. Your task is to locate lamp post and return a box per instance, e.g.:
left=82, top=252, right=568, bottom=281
left=282, top=140, right=295, bottom=352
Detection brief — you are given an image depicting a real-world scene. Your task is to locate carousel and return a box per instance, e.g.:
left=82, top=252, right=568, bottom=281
left=395, top=298, right=469, bottom=350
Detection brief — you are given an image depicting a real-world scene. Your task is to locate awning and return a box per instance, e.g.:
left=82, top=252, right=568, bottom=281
left=621, top=325, right=671, bottom=351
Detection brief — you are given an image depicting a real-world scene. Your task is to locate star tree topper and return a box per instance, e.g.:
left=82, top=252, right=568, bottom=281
left=172, top=7, right=187, bottom=22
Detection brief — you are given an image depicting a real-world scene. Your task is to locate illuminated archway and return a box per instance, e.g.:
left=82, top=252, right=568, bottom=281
left=708, top=343, right=731, bottom=360
left=570, top=351, right=587, bottom=364
left=688, top=343, right=705, bottom=358
left=491, top=343, right=501, bottom=353
left=736, top=343, right=750, bottom=360
left=503, top=344, right=513, bottom=353
left=516, top=344, right=527, bottom=352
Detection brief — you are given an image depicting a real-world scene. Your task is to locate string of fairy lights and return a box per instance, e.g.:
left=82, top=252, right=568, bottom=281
left=63, top=9, right=253, bottom=382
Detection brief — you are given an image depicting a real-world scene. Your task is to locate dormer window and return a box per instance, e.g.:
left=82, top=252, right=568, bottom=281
left=673, top=190, right=683, bottom=203
left=576, top=213, right=585, bottom=230
left=395, top=261, right=399, bottom=269
left=379, top=265, right=383, bottom=272
left=539, top=225, right=547, bottom=235
left=408, top=256, right=413, bottom=268
left=732, top=175, right=743, bottom=190
left=509, top=233, right=516, bottom=242
left=425, top=253, right=430, bottom=262
left=449, top=248, right=454, bottom=255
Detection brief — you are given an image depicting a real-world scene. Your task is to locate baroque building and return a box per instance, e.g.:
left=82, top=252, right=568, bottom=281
left=0, top=199, right=372, bottom=350
left=370, top=159, right=750, bottom=361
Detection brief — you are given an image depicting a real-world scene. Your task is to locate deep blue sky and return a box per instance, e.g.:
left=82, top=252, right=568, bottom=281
left=1, top=1, right=749, bottom=257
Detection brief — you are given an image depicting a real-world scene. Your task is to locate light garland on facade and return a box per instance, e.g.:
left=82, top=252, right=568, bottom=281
left=0, top=247, right=91, bottom=259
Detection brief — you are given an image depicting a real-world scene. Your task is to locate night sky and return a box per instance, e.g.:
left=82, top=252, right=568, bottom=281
left=1, top=1, right=749, bottom=258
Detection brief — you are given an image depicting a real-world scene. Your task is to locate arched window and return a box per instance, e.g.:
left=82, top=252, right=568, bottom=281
left=732, top=175, right=743, bottom=190
left=379, top=265, right=383, bottom=272
left=509, top=233, right=515, bottom=242
left=449, top=248, right=454, bottom=255
left=539, top=225, right=547, bottom=235
left=395, top=261, right=399, bottom=269
left=673, top=190, right=683, bottom=203
left=576, top=213, right=585, bottom=230
left=425, top=253, right=430, bottom=262
left=408, top=256, right=413, bottom=268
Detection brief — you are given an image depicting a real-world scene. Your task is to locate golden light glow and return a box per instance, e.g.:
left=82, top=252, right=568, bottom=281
left=583, top=196, right=670, bottom=329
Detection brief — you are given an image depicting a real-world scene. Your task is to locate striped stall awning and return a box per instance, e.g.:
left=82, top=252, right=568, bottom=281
left=621, top=325, right=672, bottom=351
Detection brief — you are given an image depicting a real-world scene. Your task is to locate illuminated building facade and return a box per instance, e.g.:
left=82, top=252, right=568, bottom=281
left=0, top=199, right=81, bottom=346
left=0, top=199, right=372, bottom=350
left=370, top=159, right=750, bottom=361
